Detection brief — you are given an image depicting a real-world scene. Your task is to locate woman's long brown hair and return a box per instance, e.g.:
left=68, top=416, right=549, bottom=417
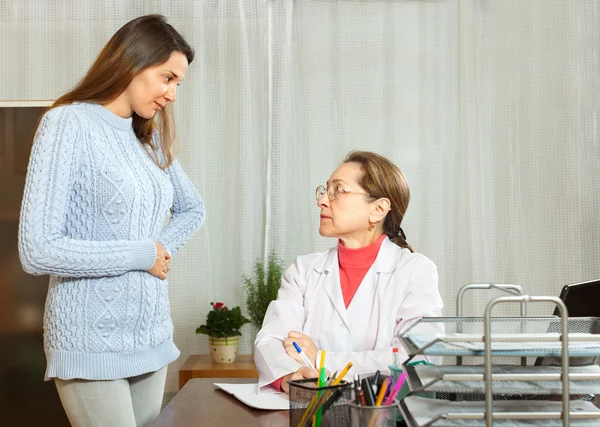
left=51, top=14, right=194, bottom=169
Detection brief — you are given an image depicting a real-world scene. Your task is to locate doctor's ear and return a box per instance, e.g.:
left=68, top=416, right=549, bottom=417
left=369, top=197, right=391, bottom=225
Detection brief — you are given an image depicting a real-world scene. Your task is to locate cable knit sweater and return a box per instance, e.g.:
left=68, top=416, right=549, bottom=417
left=18, top=102, right=205, bottom=381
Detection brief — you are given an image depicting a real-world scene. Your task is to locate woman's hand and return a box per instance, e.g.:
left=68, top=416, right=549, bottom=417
left=281, top=366, right=319, bottom=393
left=148, top=241, right=171, bottom=280
left=284, top=331, right=319, bottom=368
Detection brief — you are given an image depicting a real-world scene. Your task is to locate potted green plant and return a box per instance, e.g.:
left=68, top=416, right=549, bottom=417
left=243, top=251, right=284, bottom=330
left=196, top=302, right=251, bottom=364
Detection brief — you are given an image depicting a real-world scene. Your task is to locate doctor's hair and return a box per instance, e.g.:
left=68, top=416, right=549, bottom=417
left=50, top=14, right=194, bottom=170
left=343, top=151, right=414, bottom=252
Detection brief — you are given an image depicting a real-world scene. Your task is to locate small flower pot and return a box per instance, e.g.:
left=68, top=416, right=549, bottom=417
left=208, top=336, right=239, bottom=363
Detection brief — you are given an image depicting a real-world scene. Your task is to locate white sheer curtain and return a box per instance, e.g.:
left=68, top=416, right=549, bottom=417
left=2, top=0, right=599, bottom=397
left=457, top=0, right=600, bottom=316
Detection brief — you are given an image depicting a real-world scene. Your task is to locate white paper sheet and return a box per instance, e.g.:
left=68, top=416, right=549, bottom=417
left=214, top=382, right=289, bottom=410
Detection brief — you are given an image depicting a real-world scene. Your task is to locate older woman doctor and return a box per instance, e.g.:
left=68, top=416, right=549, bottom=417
left=254, top=151, right=443, bottom=393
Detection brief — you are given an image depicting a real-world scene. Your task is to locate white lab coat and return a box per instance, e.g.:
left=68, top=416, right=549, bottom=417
left=254, top=237, right=443, bottom=391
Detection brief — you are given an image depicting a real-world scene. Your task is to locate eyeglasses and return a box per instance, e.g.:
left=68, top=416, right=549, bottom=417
left=315, top=184, right=372, bottom=202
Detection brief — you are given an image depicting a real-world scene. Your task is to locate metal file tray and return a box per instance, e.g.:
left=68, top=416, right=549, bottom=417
left=404, top=364, right=600, bottom=395
left=400, top=317, right=600, bottom=358
left=399, top=396, right=600, bottom=427
left=397, top=294, right=600, bottom=427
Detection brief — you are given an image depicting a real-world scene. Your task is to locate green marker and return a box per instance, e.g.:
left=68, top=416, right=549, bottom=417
left=315, top=366, right=326, bottom=427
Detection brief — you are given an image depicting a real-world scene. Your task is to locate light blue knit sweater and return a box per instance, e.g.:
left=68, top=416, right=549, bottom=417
left=18, top=102, right=205, bottom=381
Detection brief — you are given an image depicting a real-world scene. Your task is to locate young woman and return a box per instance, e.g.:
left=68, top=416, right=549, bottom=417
left=255, top=151, right=443, bottom=393
left=18, top=15, right=205, bottom=426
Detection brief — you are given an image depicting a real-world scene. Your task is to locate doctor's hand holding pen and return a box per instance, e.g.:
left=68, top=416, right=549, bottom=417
left=285, top=331, right=318, bottom=367
left=281, top=335, right=329, bottom=393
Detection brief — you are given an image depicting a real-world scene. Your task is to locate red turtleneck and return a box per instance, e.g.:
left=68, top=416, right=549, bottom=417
left=338, top=233, right=386, bottom=307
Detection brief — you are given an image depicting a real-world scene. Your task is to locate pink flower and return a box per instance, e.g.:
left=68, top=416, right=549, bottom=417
left=213, top=302, right=226, bottom=310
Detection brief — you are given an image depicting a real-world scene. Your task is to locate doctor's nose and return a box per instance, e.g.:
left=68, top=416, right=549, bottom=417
left=315, top=185, right=330, bottom=208
left=317, top=193, right=330, bottom=208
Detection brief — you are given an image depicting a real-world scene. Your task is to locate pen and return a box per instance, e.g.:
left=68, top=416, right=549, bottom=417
left=353, top=373, right=360, bottom=404
left=356, top=381, right=367, bottom=406
left=353, top=373, right=360, bottom=395
left=362, top=378, right=376, bottom=406
left=374, top=380, right=388, bottom=406
left=331, top=361, right=353, bottom=386
left=293, top=342, right=316, bottom=371
left=382, top=375, right=393, bottom=402
left=384, top=371, right=407, bottom=405
left=371, top=370, right=380, bottom=395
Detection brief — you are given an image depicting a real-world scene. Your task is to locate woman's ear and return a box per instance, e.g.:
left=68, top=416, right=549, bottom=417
left=369, top=198, right=391, bottom=225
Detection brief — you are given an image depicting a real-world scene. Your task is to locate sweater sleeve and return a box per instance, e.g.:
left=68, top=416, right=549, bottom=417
left=156, top=159, right=205, bottom=257
left=18, top=106, right=156, bottom=278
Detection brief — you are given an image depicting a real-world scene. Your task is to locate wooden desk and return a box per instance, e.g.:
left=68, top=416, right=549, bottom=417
left=179, top=355, right=259, bottom=389
left=150, top=378, right=288, bottom=427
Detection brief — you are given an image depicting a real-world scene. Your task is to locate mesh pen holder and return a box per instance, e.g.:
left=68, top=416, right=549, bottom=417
left=348, top=400, right=401, bottom=427
left=288, top=378, right=352, bottom=427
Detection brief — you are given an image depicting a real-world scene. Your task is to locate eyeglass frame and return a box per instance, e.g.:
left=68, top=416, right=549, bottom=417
left=315, top=183, right=374, bottom=202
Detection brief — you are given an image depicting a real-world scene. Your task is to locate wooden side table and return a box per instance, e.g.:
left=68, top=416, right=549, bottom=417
left=179, top=355, right=259, bottom=389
